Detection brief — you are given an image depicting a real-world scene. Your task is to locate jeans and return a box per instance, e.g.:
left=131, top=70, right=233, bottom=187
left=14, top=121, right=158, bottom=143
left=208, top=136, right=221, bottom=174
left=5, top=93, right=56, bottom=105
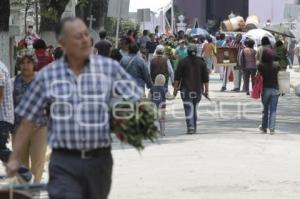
left=180, top=89, right=202, bottom=130
left=288, top=52, right=294, bottom=67
left=261, top=88, right=280, bottom=130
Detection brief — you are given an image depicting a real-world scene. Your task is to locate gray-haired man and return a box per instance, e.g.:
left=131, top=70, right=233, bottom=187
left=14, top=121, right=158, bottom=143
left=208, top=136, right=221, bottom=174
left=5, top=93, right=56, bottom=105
left=7, top=17, right=143, bottom=199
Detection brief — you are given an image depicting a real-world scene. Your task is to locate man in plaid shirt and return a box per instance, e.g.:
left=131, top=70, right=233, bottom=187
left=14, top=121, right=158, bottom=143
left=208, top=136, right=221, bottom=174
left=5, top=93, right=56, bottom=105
left=7, top=17, right=143, bottom=199
left=221, top=34, right=245, bottom=92
left=0, top=61, right=14, bottom=162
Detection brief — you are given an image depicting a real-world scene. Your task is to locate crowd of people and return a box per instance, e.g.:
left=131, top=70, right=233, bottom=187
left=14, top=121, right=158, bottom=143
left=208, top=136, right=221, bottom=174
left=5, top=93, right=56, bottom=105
left=93, top=28, right=295, bottom=136
left=0, top=16, right=298, bottom=199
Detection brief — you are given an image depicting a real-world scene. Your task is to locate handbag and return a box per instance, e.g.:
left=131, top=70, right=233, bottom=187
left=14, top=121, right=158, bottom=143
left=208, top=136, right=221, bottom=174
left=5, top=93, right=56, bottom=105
left=277, top=71, right=290, bottom=94
left=251, top=73, right=263, bottom=99
left=229, top=70, right=234, bottom=82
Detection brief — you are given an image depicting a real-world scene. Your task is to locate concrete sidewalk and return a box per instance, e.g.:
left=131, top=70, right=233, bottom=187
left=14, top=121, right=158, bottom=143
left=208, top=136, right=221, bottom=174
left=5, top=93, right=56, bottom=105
left=0, top=70, right=299, bottom=199
left=110, top=70, right=300, bottom=199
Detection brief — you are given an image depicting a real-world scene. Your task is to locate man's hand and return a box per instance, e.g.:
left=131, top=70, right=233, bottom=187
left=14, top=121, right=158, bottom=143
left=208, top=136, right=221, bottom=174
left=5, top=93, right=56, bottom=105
left=173, top=80, right=180, bottom=97
left=203, top=90, right=209, bottom=97
left=173, top=89, right=178, bottom=97
left=5, top=119, right=35, bottom=177
left=203, top=82, right=210, bottom=100
left=6, top=159, right=21, bottom=177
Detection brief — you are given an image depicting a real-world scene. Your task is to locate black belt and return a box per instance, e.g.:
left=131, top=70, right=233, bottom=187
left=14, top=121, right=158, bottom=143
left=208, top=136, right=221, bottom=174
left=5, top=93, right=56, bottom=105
left=53, top=147, right=111, bottom=159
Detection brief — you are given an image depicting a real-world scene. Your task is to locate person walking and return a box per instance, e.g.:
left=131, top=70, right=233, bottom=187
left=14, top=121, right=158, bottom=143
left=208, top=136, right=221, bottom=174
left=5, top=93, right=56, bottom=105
left=137, top=30, right=151, bottom=49
left=202, top=37, right=215, bottom=73
left=150, top=45, right=174, bottom=89
left=294, top=41, right=300, bottom=66
left=7, top=17, right=143, bottom=199
left=256, top=37, right=272, bottom=64
left=173, top=44, right=209, bottom=134
left=287, top=38, right=296, bottom=69
left=120, top=44, right=153, bottom=91
left=175, top=40, right=188, bottom=61
left=220, top=34, right=241, bottom=92
left=146, top=33, right=159, bottom=65
left=275, top=40, right=289, bottom=71
left=150, top=74, right=168, bottom=136
left=258, top=48, right=280, bottom=135
left=231, top=34, right=245, bottom=92
left=33, top=39, right=54, bottom=71
left=12, top=49, right=48, bottom=182
left=0, top=60, right=14, bottom=163
left=240, top=39, right=257, bottom=95
left=0, top=60, right=33, bottom=183
left=95, top=30, right=112, bottom=57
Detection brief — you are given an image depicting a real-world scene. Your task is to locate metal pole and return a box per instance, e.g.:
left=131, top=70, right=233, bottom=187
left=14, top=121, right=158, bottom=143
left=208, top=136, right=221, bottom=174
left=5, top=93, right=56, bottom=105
left=171, top=0, right=174, bottom=34
left=115, top=1, right=121, bottom=48
left=115, top=18, right=120, bottom=48
left=35, top=1, right=39, bottom=33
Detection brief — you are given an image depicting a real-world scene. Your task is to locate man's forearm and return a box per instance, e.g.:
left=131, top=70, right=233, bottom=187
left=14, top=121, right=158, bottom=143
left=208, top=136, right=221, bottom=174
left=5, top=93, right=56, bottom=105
left=0, top=87, right=4, bottom=103
left=204, top=83, right=209, bottom=93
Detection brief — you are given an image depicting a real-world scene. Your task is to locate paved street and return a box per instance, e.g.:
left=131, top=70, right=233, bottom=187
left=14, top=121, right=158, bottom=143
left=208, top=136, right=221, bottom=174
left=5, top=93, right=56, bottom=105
left=110, top=69, right=300, bottom=199
left=1, top=69, right=300, bottom=199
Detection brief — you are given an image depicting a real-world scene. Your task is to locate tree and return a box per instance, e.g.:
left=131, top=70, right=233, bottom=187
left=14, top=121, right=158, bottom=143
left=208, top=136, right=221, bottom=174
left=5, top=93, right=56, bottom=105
left=39, top=0, right=70, bottom=32
left=0, top=0, right=10, bottom=31
left=0, top=0, right=11, bottom=70
left=93, top=0, right=109, bottom=31
left=76, top=0, right=109, bottom=32
left=11, top=0, right=38, bottom=33
left=38, top=0, right=69, bottom=45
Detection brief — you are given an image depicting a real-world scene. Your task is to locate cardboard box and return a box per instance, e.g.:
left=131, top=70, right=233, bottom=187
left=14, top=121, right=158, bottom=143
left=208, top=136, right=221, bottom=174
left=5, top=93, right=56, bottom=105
left=216, top=47, right=239, bottom=67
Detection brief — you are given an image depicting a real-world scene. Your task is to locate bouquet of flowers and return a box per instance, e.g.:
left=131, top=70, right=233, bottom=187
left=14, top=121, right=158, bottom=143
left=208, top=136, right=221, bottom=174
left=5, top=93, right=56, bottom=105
left=111, top=102, right=159, bottom=151
left=165, top=46, right=176, bottom=61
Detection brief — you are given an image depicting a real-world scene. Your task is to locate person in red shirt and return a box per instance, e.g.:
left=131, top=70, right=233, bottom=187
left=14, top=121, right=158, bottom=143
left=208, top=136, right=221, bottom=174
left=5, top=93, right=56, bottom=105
left=33, top=39, right=54, bottom=71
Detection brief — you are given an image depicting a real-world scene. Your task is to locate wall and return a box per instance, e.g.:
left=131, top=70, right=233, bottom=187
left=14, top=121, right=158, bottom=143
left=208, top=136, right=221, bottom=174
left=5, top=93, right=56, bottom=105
left=175, top=0, right=249, bottom=27
left=207, top=0, right=249, bottom=21
left=174, top=0, right=207, bottom=26
left=249, top=0, right=295, bottom=25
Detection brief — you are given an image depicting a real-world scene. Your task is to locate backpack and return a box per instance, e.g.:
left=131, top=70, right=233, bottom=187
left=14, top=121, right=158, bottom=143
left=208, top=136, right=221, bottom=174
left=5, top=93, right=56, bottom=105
left=150, top=56, right=169, bottom=82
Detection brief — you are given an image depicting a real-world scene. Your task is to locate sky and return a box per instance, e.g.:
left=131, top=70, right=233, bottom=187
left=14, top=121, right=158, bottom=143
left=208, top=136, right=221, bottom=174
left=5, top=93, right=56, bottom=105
left=129, top=0, right=171, bottom=12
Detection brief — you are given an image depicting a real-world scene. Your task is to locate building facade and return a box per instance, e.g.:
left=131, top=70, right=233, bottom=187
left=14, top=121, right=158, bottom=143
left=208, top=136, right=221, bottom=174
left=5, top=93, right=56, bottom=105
left=174, top=0, right=249, bottom=27
left=175, top=0, right=297, bottom=31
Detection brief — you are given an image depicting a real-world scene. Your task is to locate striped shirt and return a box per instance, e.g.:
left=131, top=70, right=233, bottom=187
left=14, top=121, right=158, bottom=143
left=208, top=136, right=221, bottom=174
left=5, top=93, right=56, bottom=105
left=0, top=61, right=14, bottom=124
left=229, top=41, right=245, bottom=67
left=15, top=54, right=143, bottom=150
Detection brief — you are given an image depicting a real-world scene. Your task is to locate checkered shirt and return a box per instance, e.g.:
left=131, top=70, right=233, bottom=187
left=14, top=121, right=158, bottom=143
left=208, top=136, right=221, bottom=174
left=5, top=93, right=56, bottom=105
left=15, top=54, right=143, bottom=150
left=0, top=61, right=14, bottom=124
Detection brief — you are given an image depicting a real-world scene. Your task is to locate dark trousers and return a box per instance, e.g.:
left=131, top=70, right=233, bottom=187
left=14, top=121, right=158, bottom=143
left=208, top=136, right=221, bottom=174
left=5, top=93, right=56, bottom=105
left=180, top=89, right=202, bottom=130
left=48, top=149, right=113, bottom=199
left=288, top=52, right=294, bottom=66
left=243, top=68, right=257, bottom=92
left=0, top=121, right=13, bottom=163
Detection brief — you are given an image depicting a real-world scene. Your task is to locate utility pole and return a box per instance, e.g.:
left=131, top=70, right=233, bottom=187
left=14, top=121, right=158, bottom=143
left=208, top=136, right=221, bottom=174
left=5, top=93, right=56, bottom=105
left=35, top=0, right=39, bottom=33
left=171, top=0, right=174, bottom=34
left=115, top=0, right=121, bottom=48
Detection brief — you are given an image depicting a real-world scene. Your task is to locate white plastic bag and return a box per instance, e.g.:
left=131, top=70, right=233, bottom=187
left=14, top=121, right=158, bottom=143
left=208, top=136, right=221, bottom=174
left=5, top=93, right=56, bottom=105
left=278, top=71, right=290, bottom=94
